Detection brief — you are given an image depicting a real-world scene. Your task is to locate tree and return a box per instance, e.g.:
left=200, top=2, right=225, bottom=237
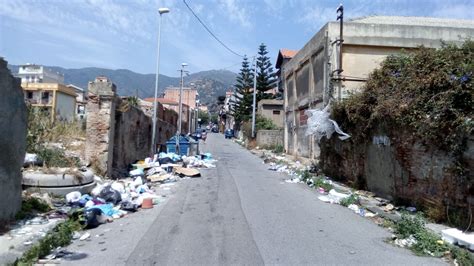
left=256, top=43, right=277, bottom=101
left=198, top=110, right=209, bottom=125
left=230, top=56, right=254, bottom=124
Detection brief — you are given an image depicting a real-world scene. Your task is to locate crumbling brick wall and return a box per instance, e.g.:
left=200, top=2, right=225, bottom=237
left=0, top=58, right=27, bottom=226
left=85, top=77, right=177, bottom=178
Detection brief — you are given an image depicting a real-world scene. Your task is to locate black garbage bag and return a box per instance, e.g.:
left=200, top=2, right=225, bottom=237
left=158, top=157, right=173, bottom=165
left=98, top=185, right=122, bottom=205
left=83, top=208, right=103, bottom=229
left=120, top=201, right=138, bottom=212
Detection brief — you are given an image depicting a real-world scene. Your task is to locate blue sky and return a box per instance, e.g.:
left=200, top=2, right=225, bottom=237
left=1, top=0, right=473, bottom=77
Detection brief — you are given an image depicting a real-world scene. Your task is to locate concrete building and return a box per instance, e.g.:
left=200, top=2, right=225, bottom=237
left=17, top=64, right=64, bottom=84
left=17, top=64, right=77, bottom=121
left=281, top=16, right=474, bottom=159
left=276, top=49, right=298, bottom=93
left=22, top=82, right=77, bottom=121
left=67, top=84, right=87, bottom=120
left=143, top=98, right=193, bottom=134
left=257, top=99, right=284, bottom=128
left=164, top=87, right=198, bottom=109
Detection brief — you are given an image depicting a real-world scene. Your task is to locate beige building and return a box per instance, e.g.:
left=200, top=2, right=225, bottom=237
left=22, top=83, right=77, bottom=121
left=281, top=16, right=474, bottom=159
left=257, top=99, right=284, bottom=128
left=164, top=87, right=198, bottom=109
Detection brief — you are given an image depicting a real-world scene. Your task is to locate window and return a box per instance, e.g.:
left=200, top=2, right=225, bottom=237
left=41, top=91, right=50, bottom=104
left=27, top=92, right=33, bottom=99
left=273, top=110, right=281, bottom=115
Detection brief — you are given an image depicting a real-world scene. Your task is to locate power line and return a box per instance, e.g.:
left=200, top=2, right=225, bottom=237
left=183, top=0, right=244, bottom=58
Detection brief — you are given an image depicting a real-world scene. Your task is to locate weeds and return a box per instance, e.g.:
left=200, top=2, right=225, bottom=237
left=15, top=198, right=51, bottom=220
left=272, top=144, right=284, bottom=154
left=340, top=194, right=359, bottom=207
left=393, top=214, right=474, bottom=265
left=15, top=219, right=83, bottom=265
left=313, top=177, right=333, bottom=192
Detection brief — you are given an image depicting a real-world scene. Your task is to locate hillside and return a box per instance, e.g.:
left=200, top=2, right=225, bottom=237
left=8, top=65, right=236, bottom=108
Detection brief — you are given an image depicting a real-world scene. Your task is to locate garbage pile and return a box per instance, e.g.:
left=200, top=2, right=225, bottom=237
left=60, top=151, right=217, bottom=229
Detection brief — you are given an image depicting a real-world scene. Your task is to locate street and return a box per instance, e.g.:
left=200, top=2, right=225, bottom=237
left=64, top=133, right=444, bottom=265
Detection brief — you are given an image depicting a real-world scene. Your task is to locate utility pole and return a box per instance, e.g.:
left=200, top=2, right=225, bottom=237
left=251, top=56, right=257, bottom=138
left=176, top=63, right=188, bottom=154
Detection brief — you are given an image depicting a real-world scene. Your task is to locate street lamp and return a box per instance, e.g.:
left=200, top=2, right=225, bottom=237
left=151, top=7, right=170, bottom=155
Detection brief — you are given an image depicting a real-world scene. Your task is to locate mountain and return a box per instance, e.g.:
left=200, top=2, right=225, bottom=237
left=8, top=65, right=236, bottom=109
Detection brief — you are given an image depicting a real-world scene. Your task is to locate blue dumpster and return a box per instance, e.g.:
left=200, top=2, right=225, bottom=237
left=166, top=135, right=190, bottom=155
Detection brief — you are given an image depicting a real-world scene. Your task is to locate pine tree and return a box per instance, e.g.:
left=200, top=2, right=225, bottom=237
left=256, top=43, right=277, bottom=101
left=230, top=56, right=254, bottom=124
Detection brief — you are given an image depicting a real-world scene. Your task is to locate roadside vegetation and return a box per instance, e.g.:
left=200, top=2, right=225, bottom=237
left=26, top=107, right=84, bottom=168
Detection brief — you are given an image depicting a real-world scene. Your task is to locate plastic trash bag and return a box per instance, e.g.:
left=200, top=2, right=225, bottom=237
left=83, top=208, right=103, bottom=229
left=305, top=104, right=350, bottom=142
left=87, top=203, right=119, bottom=217
left=120, top=201, right=138, bottom=212
left=65, top=191, right=82, bottom=204
left=98, top=185, right=122, bottom=205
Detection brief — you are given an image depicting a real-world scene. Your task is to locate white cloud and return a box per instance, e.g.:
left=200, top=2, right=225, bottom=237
left=217, top=0, right=253, bottom=28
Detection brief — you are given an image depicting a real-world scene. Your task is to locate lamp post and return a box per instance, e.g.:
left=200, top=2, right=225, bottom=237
left=151, top=7, right=170, bottom=155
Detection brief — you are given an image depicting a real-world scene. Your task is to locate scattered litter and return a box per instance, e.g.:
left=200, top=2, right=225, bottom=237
left=394, top=235, right=417, bottom=248
left=174, top=167, right=201, bottom=177
left=405, top=206, right=417, bottom=213
left=384, top=204, right=395, bottom=212
left=318, top=189, right=351, bottom=204
left=79, top=232, right=91, bottom=241
left=442, top=228, right=474, bottom=250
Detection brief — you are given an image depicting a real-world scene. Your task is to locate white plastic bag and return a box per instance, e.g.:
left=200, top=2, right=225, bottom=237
left=305, top=104, right=350, bottom=142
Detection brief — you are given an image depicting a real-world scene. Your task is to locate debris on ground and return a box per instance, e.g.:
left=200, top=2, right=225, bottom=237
left=7, top=150, right=219, bottom=265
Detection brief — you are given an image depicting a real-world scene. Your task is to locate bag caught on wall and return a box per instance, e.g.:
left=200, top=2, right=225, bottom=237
left=305, top=104, right=350, bottom=142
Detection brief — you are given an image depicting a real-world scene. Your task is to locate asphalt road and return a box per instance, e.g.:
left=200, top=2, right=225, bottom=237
left=125, top=133, right=444, bottom=265
left=63, top=133, right=445, bottom=265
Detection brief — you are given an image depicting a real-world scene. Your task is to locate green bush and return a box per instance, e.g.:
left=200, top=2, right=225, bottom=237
left=395, top=214, right=426, bottom=239
left=332, top=40, right=473, bottom=154
left=273, top=144, right=284, bottom=154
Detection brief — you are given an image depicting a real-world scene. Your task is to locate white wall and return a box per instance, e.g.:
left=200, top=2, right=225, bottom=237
left=55, top=92, right=76, bottom=121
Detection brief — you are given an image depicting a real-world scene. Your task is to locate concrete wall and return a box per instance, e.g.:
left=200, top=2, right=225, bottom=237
left=258, top=99, right=284, bottom=128
left=256, top=130, right=284, bottom=149
left=55, top=91, right=76, bottom=121
left=0, top=58, right=27, bottom=226
left=85, top=77, right=177, bottom=178
left=320, top=132, right=473, bottom=224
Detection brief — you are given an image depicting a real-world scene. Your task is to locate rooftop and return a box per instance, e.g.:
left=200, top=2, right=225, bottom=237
left=349, top=16, right=474, bottom=29
left=143, top=97, right=179, bottom=105
left=276, top=49, right=299, bottom=69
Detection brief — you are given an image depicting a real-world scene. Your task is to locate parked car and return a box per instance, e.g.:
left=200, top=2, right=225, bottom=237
left=224, top=129, right=234, bottom=139
left=190, top=128, right=205, bottom=140
left=211, top=126, right=218, bottom=133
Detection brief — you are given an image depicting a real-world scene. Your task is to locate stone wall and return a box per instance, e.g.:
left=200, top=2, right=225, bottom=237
left=0, top=58, right=27, bottom=226
left=256, top=130, right=284, bottom=149
left=85, top=77, right=177, bottom=178
left=320, top=131, right=473, bottom=226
